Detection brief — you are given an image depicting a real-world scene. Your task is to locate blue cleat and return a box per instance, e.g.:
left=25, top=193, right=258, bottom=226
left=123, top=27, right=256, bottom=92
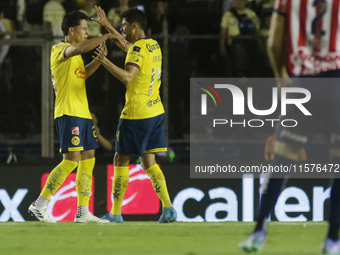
left=158, top=207, right=177, bottom=223
left=238, top=229, right=266, bottom=253
left=101, top=213, right=124, bottom=223
left=323, top=238, right=340, bottom=254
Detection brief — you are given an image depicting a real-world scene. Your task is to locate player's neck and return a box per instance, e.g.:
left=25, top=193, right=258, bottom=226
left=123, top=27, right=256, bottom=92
left=65, top=36, right=75, bottom=45
left=131, top=31, right=147, bottom=44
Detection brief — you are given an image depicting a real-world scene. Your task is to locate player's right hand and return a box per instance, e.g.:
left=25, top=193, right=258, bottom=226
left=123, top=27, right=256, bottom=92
left=92, top=5, right=110, bottom=27
left=109, top=34, right=127, bottom=48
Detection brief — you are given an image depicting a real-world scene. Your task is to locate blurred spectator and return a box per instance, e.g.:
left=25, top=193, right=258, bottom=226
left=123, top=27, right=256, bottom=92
left=43, top=0, right=66, bottom=43
left=79, top=0, right=101, bottom=37
left=222, top=0, right=234, bottom=14
left=107, top=0, right=130, bottom=31
left=0, top=0, right=17, bottom=31
left=22, top=0, right=47, bottom=32
left=17, top=0, right=25, bottom=30
left=169, top=24, right=191, bottom=139
left=220, top=0, right=260, bottom=77
left=258, top=5, right=274, bottom=77
left=264, top=134, right=307, bottom=161
left=74, top=0, right=85, bottom=9
left=0, top=18, right=10, bottom=71
left=91, top=112, right=112, bottom=151
left=146, top=1, right=165, bottom=37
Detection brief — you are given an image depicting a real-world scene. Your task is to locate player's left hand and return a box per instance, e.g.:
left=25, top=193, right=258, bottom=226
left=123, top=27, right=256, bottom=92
left=93, top=46, right=107, bottom=63
left=98, top=34, right=108, bottom=57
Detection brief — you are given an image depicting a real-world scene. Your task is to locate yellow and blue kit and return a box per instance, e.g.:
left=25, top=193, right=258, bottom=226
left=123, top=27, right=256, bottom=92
left=51, top=42, right=99, bottom=153
left=115, top=38, right=167, bottom=156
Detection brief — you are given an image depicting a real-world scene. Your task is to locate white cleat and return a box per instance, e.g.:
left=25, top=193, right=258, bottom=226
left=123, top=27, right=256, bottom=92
left=74, top=212, right=110, bottom=223
left=28, top=204, right=56, bottom=223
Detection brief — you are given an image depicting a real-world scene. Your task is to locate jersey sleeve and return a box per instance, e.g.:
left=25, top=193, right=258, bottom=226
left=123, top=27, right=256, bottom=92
left=43, top=3, right=54, bottom=23
left=125, top=41, right=146, bottom=70
left=274, top=0, right=287, bottom=16
left=220, top=12, right=231, bottom=29
left=51, top=43, right=70, bottom=68
left=247, top=10, right=261, bottom=29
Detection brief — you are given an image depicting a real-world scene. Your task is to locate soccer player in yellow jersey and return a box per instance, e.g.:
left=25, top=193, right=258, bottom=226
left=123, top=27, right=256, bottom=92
left=92, top=6, right=177, bottom=223
left=28, top=11, right=126, bottom=223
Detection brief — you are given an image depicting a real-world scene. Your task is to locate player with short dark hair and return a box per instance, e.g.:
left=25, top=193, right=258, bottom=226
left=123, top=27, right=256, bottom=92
left=28, top=10, right=126, bottom=223
left=239, top=0, right=340, bottom=253
left=91, top=6, right=177, bottom=223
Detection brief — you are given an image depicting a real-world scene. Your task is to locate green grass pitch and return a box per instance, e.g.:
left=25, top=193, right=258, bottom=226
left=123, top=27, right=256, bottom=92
left=0, top=221, right=327, bottom=255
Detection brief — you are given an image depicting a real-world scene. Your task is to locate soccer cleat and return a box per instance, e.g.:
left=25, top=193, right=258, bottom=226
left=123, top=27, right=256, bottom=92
left=100, top=213, right=124, bottom=223
left=158, top=207, right=177, bottom=223
left=238, top=229, right=267, bottom=253
left=74, top=212, right=110, bottom=223
left=28, top=203, right=56, bottom=223
left=322, top=238, right=340, bottom=254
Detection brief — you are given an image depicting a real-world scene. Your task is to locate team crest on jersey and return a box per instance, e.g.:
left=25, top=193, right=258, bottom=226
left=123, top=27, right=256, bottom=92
left=71, top=127, right=79, bottom=135
left=74, top=66, right=85, bottom=79
left=71, top=136, right=80, bottom=146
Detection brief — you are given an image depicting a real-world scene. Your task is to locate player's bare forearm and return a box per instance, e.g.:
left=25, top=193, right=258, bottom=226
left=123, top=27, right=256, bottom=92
left=98, top=133, right=112, bottom=151
left=107, top=26, right=132, bottom=52
left=92, top=5, right=131, bottom=52
left=92, top=46, right=137, bottom=84
left=65, top=34, right=110, bottom=58
left=100, top=21, right=130, bottom=52
left=101, top=59, right=131, bottom=85
left=85, top=60, right=101, bottom=80
left=267, top=12, right=286, bottom=78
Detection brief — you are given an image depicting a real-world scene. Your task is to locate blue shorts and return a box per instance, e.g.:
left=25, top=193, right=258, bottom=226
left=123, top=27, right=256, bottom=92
left=55, top=115, right=99, bottom=153
left=276, top=69, right=340, bottom=147
left=115, top=114, right=167, bottom=156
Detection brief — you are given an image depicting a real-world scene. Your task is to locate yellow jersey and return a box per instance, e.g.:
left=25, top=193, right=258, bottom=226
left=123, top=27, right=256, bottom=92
left=121, top=38, right=164, bottom=120
left=51, top=42, right=92, bottom=119
left=220, top=8, right=260, bottom=45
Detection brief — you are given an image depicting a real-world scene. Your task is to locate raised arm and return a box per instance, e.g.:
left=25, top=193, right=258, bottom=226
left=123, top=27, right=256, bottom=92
left=84, top=37, right=108, bottom=80
left=92, top=47, right=138, bottom=85
left=92, top=5, right=132, bottom=52
left=64, top=33, right=125, bottom=59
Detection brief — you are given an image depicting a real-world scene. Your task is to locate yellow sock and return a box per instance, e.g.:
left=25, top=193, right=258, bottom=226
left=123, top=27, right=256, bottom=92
left=111, top=166, right=129, bottom=215
left=76, top=158, right=95, bottom=207
left=40, top=160, right=78, bottom=200
left=146, top=164, right=172, bottom=208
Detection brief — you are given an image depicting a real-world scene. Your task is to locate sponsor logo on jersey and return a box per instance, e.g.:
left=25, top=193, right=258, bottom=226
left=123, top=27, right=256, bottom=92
left=71, top=127, right=79, bottom=135
left=147, top=99, right=161, bottom=107
left=74, top=66, right=85, bottom=79
left=146, top=43, right=160, bottom=52
left=133, top=46, right=141, bottom=52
